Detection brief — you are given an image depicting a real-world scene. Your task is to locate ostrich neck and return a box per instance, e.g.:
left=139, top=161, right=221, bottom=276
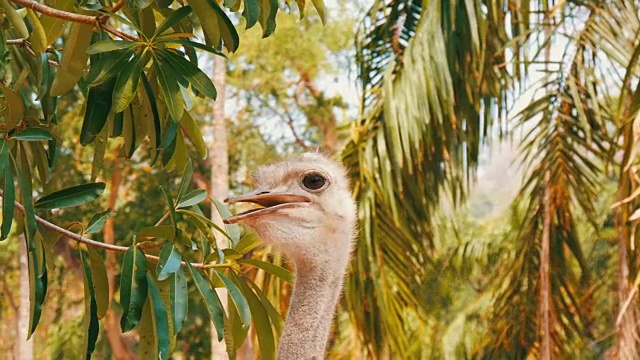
left=277, top=261, right=345, bottom=360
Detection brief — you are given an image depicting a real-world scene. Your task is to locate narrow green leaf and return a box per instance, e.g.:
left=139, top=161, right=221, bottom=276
left=0, top=139, right=9, bottom=175
left=87, top=40, right=140, bottom=54
left=140, top=73, right=161, bottom=158
left=177, top=189, right=207, bottom=209
left=235, top=276, right=276, bottom=360
left=159, top=38, right=225, bottom=57
left=185, top=262, right=224, bottom=341
left=216, top=271, right=250, bottom=327
left=82, top=78, right=116, bottom=145
left=34, top=182, right=106, bottom=209
left=177, top=161, right=193, bottom=201
left=38, top=53, right=51, bottom=100
left=146, top=273, right=170, bottom=360
left=170, top=268, right=188, bottom=334
left=79, top=249, right=100, bottom=360
left=180, top=111, right=207, bottom=159
left=158, top=49, right=217, bottom=99
left=154, top=5, right=193, bottom=37
left=153, top=56, right=184, bottom=122
left=120, top=246, right=148, bottom=332
left=88, top=248, right=109, bottom=319
left=113, top=52, right=146, bottom=113
left=11, top=128, right=54, bottom=141
left=237, top=258, right=293, bottom=283
left=157, top=244, right=182, bottom=281
left=160, top=187, right=178, bottom=236
left=85, top=210, right=114, bottom=234
left=2, top=165, right=14, bottom=240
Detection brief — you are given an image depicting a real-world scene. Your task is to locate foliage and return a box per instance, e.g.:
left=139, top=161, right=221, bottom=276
left=0, top=0, right=327, bottom=358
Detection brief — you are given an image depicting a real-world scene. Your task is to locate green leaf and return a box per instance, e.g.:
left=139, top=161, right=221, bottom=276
left=154, top=55, right=184, bottom=122
left=235, top=232, right=261, bottom=255
left=207, top=0, right=240, bottom=52
left=161, top=187, right=178, bottom=235
left=242, top=0, right=259, bottom=28
left=120, top=246, right=149, bottom=332
left=141, top=73, right=162, bottom=158
left=154, top=5, right=193, bottom=37
left=159, top=38, right=225, bottom=57
left=158, top=49, right=217, bottom=99
left=81, top=78, right=116, bottom=145
left=85, top=210, right=114, bottom=234
left=34, top=182, right=106, bottom=209
left=87, top=49, right=134, bottom=86
left=180, top=111, right=207, bottom=159
left=88, top=248, right=109, bottom=319
left=177, top=209, right=233, bottom=242
left=258, top=0, right=277, bottom=37
left=177, top=189, right=207, bottom=209
left=157, top=244, right=182, bottom=281
left=216, top=271, right=251, bottom=327
left=235, top=276, right=276, bottom=360
left=0, top=139, right=9, bottom=175
left=79, top=249, right=100, bottom=360
left=237, top=258, right=292, bottom=283
left=11, top=128, right=54, bottom=141
left=146, top=273, right=171, bottom=360
left=170, top=268, right=188, bottom=333
left=310, top=0, right=326, bottom=25
left=87, top=40, right=140, bottom=54
left=2, top=165, right=14, bottom=240
left=112, top=52, right=146, bottom=113
left=213, top=199, right=240, bottom=245
left=185, top=262, right=224, bottom=341
left=177, top=161, right=193, bottom=201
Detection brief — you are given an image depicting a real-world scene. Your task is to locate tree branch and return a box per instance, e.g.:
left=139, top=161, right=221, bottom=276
left=8, top=0, right=138, bottom=41
left=0, top=192, right=208, bottom=269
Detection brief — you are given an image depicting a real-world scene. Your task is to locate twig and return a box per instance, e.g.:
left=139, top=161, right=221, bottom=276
left=108, top=0, right=125, bottom=13
left=0, top=191, right=206, bottom=269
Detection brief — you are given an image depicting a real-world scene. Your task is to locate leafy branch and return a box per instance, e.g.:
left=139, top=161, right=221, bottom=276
left=0, top=190, right=209, bottom=269
left=8, top=0, right=138, bottom=41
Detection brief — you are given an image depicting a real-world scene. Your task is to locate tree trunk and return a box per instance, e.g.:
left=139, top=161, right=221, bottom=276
left=209, top=54, right=233, bottom=359
left=102, top=154, right=135, bottom=360
left=16, top=235, right=33, bottom=360
left=539, top=174, right=552, bottom=360
left=614, top=121, right=639, bottom=360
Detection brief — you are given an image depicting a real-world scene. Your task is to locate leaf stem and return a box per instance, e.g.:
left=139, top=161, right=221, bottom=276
left=0, top=191, right=207, bottom=269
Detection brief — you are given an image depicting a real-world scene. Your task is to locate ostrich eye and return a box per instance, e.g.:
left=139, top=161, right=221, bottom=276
left=302, top=173, right=327, bottom=191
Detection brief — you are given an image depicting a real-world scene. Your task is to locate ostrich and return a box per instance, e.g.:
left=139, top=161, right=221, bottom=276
left=224, top=152, right=357, bottom=360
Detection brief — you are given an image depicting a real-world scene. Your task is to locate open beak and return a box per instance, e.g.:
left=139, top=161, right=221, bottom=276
left=223, top=191, right=311, bottom=224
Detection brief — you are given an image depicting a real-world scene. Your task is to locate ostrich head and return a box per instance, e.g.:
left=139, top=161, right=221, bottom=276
left=224, top=152, right=356, bottom=271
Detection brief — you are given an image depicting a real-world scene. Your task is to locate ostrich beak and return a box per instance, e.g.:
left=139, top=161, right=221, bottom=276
left=223, top=191, right=312, bottom=224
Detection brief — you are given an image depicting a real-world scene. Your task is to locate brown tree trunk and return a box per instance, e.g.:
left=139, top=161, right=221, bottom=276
left=16, top=235, right=33, bottom=360
left=539, top=173, right=552, bottom=360
left=614, top=121, right=639, bottom=360
left=209, top=54, right=233, bottom=359
left=102, top=154, right=135, bottom=360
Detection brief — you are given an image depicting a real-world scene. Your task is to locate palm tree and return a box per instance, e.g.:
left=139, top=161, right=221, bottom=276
left=343, top=0, right=640, bottom=357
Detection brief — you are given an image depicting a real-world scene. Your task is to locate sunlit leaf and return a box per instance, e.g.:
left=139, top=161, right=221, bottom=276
left=177, top=189, right=207, bottom=209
